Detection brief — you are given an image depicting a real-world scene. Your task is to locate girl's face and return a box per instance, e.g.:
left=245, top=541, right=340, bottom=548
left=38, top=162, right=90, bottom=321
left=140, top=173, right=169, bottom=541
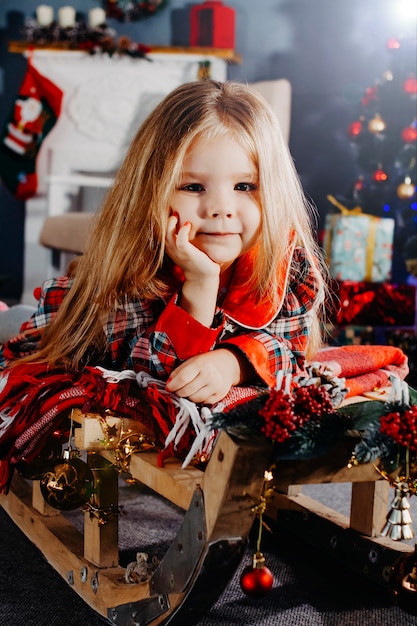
left=170, top=133, right=261, bottom=271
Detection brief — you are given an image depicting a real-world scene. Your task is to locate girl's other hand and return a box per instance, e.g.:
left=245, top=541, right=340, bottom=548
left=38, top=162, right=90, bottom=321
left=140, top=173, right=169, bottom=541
left=166, top=349, right=242, bottom=405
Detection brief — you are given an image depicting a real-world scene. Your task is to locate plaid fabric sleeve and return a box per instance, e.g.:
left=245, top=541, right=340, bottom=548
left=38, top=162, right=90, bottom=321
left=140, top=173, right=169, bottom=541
left=0, top=276, right=72, bottom=367
left=128, top=295, right=224, bottom=378
left=220, top=250, right=323, bottom=387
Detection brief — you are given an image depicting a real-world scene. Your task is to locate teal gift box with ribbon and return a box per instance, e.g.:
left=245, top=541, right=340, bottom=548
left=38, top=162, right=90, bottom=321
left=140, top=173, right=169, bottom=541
left=324, top=195, right=394, bottom=283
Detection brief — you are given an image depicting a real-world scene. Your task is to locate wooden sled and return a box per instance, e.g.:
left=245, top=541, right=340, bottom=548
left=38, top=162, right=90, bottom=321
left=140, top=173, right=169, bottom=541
left=0, top=415, right=273, bottom=626
left=0, top=400, right=414, bottom=625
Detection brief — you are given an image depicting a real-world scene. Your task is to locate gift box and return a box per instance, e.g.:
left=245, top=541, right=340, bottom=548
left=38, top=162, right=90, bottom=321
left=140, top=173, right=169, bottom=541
left=323, top=195, right=394, bottom=283
left=324, top=213, right=394, bottom=282
left=332, top=281, right=417, bottom=327
left=190, top=1, right=235, bottom=49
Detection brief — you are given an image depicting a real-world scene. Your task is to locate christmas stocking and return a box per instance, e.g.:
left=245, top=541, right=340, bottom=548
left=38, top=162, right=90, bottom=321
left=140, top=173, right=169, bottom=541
left=0, top=58, right=63, bottom=200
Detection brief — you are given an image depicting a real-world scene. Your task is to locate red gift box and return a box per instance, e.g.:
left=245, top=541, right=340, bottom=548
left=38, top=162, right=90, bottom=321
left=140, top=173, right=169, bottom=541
left=190, top=1, right=235, bottom=49
left=333, top=281, right=417, bottom=327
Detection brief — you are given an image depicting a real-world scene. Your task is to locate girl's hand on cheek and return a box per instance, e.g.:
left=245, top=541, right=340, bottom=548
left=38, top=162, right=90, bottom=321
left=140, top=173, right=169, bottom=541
left=165, top=213, right=220, bottom=280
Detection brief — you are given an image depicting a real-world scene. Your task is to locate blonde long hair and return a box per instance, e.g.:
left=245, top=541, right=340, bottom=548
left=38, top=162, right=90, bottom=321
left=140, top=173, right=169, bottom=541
left=28, top=80, right=327, bottom=367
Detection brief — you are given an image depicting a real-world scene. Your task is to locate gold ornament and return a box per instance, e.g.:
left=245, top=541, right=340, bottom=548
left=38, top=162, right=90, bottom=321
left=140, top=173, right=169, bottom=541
left=368, top=113, right=386, bottom=134
left=397, top=177, right=416, bottom=200
left=40, top=451, right=95, bottom=511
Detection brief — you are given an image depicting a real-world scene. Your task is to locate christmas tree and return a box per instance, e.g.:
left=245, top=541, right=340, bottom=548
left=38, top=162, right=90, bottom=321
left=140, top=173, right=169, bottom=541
left=340, top=36, right=417, bottom=284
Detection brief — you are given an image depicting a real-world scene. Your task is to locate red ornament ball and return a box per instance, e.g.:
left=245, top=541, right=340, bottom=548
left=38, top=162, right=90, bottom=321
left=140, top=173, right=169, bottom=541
left=401, top=126, right=417, bottom=143
left=404, top=78, right=417, bottom=94
left=354, top=177, right=364, bottom=192
left=387, top=38, right=401, bottom=50
left=372, top=169, right=388, bottom=183
left=240, top=555, right=274, bottom=598
left=348, top=120, right=363, bottom=137
left=361, top=86, right=378, bottom=106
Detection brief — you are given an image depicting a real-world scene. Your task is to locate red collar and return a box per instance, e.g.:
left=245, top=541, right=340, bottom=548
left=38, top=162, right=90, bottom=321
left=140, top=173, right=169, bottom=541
left=169, top=239, right=295, bottom=330
left=221, top=242, right=294, bottom=328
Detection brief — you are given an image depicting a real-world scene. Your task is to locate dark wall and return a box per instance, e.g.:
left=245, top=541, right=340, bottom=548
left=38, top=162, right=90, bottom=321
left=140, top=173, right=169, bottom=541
left=0, top=1, right=415, bottom=300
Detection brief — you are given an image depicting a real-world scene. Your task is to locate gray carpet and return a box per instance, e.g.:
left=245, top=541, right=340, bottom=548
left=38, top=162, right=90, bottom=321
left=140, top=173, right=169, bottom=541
left=1, top=479, right=417, bottom=626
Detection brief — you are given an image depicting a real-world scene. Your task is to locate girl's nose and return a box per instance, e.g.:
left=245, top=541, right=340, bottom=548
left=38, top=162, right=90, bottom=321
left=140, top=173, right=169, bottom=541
left=206, top=191, right=234, bottom=218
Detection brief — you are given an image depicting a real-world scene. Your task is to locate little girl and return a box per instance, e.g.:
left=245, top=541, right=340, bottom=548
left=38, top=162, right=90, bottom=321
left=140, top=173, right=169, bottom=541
left=0, top=80, right=327, bottom=485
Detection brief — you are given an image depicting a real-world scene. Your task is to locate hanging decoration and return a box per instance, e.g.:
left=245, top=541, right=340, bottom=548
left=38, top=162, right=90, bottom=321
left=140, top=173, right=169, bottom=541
left=105, top=0, right=168, bottom=22
left=39, top=414, right=95, bottom=511
left=367, top=113, right=387, bottom=134
left=372, top=167, right=389, bottom=182
left=348, top=118, right=364, bottom=138
left=397, top=176, right=416, bottom=200
left=0, top=57, right=63, bottom=200
left=381, top=481, right=414, bottom=541
left=240, top=470, right=275, bottom=598
left=40, top=450, right=95, bottom=511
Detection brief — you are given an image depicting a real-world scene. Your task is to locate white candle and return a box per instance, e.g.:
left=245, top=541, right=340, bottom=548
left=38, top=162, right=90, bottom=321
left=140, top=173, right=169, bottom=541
left=36, top=4, right=54, bottom=26
left=58, top=5, right=76, bottom=28
left=88, top=7, right=106, bottom=28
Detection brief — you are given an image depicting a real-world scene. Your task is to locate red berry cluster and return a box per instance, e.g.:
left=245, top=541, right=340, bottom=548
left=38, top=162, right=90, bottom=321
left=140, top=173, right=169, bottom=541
left=259, top=389, right=298, bottom=442
left=259, top=385, right=334, bottom=443
left=380, top=406, right=417, bottom=452
left=293, top=385, right=334, bottom=420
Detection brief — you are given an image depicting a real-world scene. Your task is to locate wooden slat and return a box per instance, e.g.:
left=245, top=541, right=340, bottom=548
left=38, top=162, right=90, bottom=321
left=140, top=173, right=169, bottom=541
left=101, top=449, right=204, bottom=511
left=84, top=454, right=119, bottom=567
left=73, top=410, right=154, bottom=451
left=203, top=431, right=273, bottom=541
left=350, top=480, right=390, bottom=536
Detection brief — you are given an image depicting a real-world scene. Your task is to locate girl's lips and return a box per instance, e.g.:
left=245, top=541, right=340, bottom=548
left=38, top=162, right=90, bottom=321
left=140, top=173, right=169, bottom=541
left=198, top=232, right=238, bottom=237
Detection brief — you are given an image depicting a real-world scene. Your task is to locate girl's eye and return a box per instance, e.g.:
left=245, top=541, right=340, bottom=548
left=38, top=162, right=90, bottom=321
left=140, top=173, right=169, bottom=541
left=180, top=183, right=204, bottom=192
left=235, top=182, right=257, bottom=192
